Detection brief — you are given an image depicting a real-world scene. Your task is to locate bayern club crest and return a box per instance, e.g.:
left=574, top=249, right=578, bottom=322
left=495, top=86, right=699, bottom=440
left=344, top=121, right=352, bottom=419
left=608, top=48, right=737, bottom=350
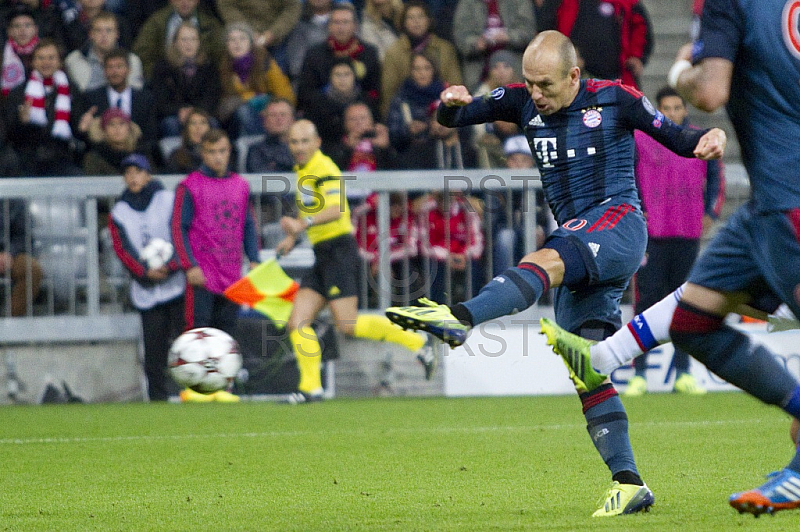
left=582, top=109, right=602, bottom=128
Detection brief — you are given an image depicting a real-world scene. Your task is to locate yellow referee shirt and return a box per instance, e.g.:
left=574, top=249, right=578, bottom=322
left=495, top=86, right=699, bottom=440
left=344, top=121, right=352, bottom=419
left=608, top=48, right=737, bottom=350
left=294, top=150, right=353, bottom=245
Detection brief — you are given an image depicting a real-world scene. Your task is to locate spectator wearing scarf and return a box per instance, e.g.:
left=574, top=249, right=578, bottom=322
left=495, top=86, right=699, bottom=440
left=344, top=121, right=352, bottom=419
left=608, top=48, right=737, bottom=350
left=217, top=22, right=295, bottom=138
left=2, top=8, right=39, bottom=97
left=296, top=3, right=381, bottom=118
left=303, top=58, right=375, bottom=153
left=4, top=38, right=82, bottom=176
left=387, top=52, right=454, bottom=169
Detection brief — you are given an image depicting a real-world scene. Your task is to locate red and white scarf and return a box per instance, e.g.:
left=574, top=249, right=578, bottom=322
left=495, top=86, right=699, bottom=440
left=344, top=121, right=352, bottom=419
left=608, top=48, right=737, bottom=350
left=2, top=37, right=38, bottom=96
left=24, top=69, right=73, bottom=140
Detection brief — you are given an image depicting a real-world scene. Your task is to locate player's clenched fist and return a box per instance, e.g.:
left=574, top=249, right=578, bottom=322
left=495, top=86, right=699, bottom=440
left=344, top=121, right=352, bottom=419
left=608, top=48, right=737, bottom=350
left=439, top=86, right=473, bottom=107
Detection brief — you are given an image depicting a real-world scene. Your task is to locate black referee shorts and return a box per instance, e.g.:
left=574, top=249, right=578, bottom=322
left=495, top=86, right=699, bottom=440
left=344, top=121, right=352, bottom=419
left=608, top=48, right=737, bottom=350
left=302, top=234, right=360, bottom=300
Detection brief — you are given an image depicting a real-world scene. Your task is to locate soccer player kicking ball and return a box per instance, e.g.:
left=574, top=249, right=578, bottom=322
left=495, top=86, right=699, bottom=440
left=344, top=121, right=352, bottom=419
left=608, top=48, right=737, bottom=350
left=548, top=0, right=800, bottom=517
left=387, top=30, right=725, bottom=516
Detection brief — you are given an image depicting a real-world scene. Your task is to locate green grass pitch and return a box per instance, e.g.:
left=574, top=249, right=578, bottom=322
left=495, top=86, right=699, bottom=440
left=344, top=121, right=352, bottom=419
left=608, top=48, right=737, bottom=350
left=1, top=392, right=798, bottom=531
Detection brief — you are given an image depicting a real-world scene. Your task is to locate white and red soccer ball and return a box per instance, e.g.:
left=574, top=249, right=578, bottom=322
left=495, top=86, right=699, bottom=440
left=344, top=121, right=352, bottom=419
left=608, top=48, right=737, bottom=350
left=139, top=238, right=174, bottom=270
left=168, top=327, right=242, bottom=394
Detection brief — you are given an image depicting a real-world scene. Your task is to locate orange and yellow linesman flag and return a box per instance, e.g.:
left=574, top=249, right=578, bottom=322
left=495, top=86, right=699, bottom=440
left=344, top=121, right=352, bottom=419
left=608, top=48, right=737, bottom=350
left=223, top=259, right=299, bottom=325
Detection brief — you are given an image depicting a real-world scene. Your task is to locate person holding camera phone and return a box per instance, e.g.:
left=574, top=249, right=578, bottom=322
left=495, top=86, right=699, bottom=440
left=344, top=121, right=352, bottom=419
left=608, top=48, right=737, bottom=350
left=328, top=102, right=395, bottom=171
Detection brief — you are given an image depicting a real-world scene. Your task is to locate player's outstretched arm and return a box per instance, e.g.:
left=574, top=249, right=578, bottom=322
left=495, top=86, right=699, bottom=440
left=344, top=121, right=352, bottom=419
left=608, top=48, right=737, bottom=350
left=439, top=86, right=473, bottom=107
left=693, top=127, right=726, bottom=160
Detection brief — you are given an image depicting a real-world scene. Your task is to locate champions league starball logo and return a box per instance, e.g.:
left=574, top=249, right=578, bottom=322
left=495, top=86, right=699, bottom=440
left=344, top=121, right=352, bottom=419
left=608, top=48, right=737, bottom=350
left=490, top=87, right=505, bottom=100
left=213, top=199, right=242, bottom=231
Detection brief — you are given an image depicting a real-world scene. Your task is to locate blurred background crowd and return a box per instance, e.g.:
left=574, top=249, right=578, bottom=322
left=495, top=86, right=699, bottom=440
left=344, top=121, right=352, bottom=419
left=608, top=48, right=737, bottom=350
left=0, top=0, right=657, bottom=178
left=0, top=0, right=667, bottom=314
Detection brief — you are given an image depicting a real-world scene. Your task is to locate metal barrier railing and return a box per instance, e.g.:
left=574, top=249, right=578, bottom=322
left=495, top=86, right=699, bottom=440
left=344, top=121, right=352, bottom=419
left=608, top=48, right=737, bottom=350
left=0, top=165, right=750, bottom=341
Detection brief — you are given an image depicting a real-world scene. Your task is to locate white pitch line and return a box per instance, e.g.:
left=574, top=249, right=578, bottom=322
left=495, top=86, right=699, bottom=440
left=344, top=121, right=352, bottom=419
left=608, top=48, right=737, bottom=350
left=0, top=418, right=771, bottom=446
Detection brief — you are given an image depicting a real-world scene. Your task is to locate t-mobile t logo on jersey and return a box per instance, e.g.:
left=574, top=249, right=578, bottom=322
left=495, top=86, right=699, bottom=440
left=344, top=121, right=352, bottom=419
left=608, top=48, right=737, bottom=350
left=534, top=138, right=599, bottom=167
left=533, top=137, right=557, bottom=168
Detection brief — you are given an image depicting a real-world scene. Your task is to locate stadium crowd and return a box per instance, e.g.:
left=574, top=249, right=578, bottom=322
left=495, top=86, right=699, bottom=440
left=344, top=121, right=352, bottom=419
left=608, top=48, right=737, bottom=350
left=0, top=0, right=657, bottom=315
left=0, top=0, right=655, bottom=175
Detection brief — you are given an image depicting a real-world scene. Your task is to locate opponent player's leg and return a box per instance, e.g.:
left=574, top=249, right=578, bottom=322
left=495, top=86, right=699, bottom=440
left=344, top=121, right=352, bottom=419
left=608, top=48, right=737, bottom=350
left=287, top=288, right=328, bottom=399
left=544, top=284, right=799, bottom=393
left=669, top=210, right=800, bottom=515
left=671, top=284, right=800, bottom=515
left=542, top=285, right=681, bottom=392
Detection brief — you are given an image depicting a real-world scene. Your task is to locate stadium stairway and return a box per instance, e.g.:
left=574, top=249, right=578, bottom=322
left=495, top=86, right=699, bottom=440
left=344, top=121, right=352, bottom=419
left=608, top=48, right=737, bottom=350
left=640, top=0, right=740, bottom=164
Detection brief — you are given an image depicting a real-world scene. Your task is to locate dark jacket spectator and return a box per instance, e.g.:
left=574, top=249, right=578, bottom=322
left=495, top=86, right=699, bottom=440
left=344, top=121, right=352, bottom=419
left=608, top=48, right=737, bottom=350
left=0, top=2, right=64, bottom=51
left=59, top=0, right=134, bottom=52
left=166, top=107, right=211, bottom=173
left=77, top=49, right=157, bottom=155
left=302, top=57, right=373, bottom=153
left=124, top=0, right=220, bottom=37
left=245, top=98, right=295, bottom=173
left=0, top=115, right=21, bottom=176
left=0, top=198, right=43, bottom=317
left=215, top=0, right=301, bottom=49
left=296, top=3, right=381, bottom=117
left=132, top=0, right=224, bottom=79
left=452, top=0, right=536, bottom=89
left=537, top=0, right=653, bottom=89
left=283, top=0, right=333, bottom=81
left=386, top=53, right=445, bottom=169
left=151, top=21, right=220, bottom=137
left=328, top=101, right=395, bottom=172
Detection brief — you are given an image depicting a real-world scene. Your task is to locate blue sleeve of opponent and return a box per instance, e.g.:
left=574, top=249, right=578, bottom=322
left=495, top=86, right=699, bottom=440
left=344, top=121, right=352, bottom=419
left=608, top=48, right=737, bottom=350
left=693, top=0, right=743, bottom=63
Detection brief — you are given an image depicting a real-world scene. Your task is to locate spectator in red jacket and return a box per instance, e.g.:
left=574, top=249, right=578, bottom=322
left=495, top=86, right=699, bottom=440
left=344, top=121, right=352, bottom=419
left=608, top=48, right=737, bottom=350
left=419, top=190, right=484, bottom=305
left=353, top=191, right=421, bottom=305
